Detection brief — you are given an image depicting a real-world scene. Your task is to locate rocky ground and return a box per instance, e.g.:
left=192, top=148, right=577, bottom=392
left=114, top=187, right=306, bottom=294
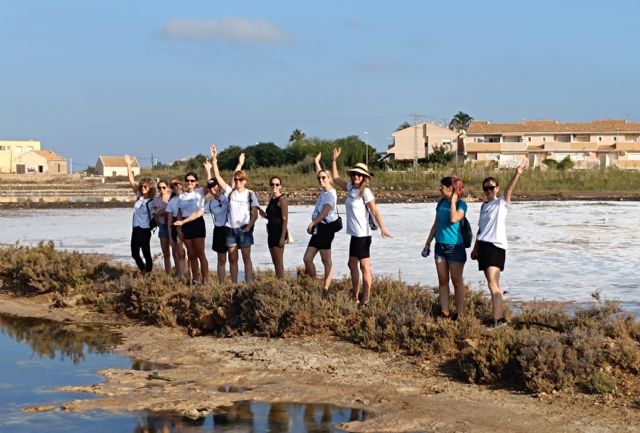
left=1, top=293, right=638, bottom=433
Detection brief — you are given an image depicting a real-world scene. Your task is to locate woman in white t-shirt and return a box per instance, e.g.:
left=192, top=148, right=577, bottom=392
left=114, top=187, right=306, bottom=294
left=470, top=159, right=529, bottom=326
left=331, top=148, right=392, bottom=308
left=303, top=153, right=339, bottom=292
left=204, top=152, right=245, bottom=284
left=173, top=171, right=208, bottom=284
left=210, top=144, right=259, bottom=283
left=124, top=154, right=156, bottom=273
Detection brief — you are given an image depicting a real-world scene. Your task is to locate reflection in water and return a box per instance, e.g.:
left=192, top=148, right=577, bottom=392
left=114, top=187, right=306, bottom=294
left=135, top=402, right=366, bottom=433
left=0, top=313, right=121, bottom=364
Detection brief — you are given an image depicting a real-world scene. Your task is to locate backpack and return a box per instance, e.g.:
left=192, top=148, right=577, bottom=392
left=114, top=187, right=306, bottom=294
left=145, top=200, right=158, bottom=232
left=460, top=216, right=473, bottom=248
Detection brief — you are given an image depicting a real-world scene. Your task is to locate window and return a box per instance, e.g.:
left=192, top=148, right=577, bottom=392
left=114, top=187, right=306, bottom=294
left=598, top=137, right=602, bottom=142
left=527, top=137, right=532, bottom=142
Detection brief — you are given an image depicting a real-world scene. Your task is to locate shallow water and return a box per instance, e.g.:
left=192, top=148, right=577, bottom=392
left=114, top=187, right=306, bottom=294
left=0, top=201, right=638, bottom=313
left=0, top=313, right=365, bottom=432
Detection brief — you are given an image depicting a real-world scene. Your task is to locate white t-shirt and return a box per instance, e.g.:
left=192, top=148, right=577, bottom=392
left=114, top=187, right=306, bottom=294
left=132, top=195, right=153, bottom=228
left=165, top=196, right=180, bottom=218
left=312, top=189, right=338, bottom=223
left=224, top=186, right=260, bottom=229
left=477, top=196, right=509, bottom=250
left=345, top=182, right=374, bottom=237
left=205, top=194, right=229, bottom=228
left=178, top=189, right=205, bottom=218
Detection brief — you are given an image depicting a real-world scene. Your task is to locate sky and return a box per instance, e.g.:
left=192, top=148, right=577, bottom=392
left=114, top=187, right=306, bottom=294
left=1, top=0, right=639, bottom=170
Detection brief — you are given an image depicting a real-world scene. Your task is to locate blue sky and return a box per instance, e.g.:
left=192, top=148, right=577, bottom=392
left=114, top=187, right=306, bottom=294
left=1, top=0, right=639, bottom=169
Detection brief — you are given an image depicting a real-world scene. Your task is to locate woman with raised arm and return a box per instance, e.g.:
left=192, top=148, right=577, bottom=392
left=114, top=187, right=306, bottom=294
left=258, top=175, right=289, bottom=278
left=303, top=153, right=339, bottom=292
left=471, top=159, right=529, bottom=326
left=172, top=170, right=208, bottom=284
left=332, top=148, right=392, bottom=308
left=204, top=152, right=245, bottom=284
left=152, top=179, right=172, bottom=273
left=124, top=154, right=156, bottom=273
left=423, top=176, right=468, bottom=320
left=210, top=145, right=259, bottom=283
left=165, top=179, right=188, bottom=279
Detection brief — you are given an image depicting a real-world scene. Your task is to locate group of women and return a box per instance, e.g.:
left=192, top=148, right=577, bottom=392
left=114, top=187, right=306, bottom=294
left=125, top=147, right=529, bottom=323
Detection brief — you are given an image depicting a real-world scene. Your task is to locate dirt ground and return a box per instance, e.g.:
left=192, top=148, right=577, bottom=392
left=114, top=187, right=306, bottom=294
left=1, top=294, right=638, bottom=433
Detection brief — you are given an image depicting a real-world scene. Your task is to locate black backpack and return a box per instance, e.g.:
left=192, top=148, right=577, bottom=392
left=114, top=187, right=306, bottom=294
left=460, top=216, right=472, bottom=248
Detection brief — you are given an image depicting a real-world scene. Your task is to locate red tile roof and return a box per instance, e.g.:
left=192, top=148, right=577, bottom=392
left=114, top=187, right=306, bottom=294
left=468, top=119, right=640, bottom=134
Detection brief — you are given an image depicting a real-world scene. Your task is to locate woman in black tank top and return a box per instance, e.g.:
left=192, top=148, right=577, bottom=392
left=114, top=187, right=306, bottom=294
left=259, top=176, right=288, bottom=278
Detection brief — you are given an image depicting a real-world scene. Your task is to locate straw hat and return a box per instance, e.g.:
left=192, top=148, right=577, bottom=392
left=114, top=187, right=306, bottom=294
left=347, top=162, right=373, bottom=178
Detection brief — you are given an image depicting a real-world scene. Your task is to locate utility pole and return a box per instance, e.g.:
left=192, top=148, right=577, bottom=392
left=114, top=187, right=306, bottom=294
left=413, top=113, right=420, bottom=170
left=150, top=153, right=154, bottom=168
left=69, top=158, right=72, bottom=174
left=363, top=131, right=369, bottom=167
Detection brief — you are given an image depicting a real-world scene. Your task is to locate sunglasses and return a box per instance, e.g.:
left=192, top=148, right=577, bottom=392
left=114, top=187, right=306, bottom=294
left=270, top=183, right=280, bottom=187
left=234, top=178, right=245, bottom=182
left=317, top=176, right=327, bottom=181
left=141, top=185, right=149, bottom=189
left=483, top=185, right=497, bottom=192
left=185, top=179, right=197, bottom=183
left=159, top=186, right=167, bottom=190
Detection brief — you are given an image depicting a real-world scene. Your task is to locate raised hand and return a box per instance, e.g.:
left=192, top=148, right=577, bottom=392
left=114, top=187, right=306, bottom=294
left=124, top=154, right=133, bottom=166
left=315, top=153, right=322, bottom=164
left=332, top=148, right=342, bottom=161
left=203, top=160, right=212, bottom=171
left=210, top=144, right=218, bottom=159
left=451, top=191, right=459, bottom=203
left=238, top=152, right=245, bottom=166
left=516, top=158, right=530, bottom=175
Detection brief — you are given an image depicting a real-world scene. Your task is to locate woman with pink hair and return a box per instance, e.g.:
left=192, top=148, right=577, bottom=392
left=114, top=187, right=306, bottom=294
left=423, top=176, right=468, bottom=319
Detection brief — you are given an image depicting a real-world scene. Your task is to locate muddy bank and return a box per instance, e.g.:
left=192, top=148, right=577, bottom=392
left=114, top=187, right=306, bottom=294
left=0, top=294, right=637, bottom=433
left=1, top=189, right=639, bottom=210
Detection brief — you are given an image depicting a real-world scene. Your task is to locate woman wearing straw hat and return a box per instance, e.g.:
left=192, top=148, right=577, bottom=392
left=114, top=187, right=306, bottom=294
left=331, top=148, right=392, bottom=308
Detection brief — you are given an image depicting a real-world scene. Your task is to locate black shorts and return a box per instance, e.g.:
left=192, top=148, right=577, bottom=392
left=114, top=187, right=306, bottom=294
left=266, top=222, right=285, bottom=248
left=182, top=216, right=206, bottom=240
left=349, top=236, right=372, bottom=260
left=477, top=240, right=506, bottom=271
left=171, top=225, right=179, bottom=242
left=212, top=225, right=228, bottom=253
left=308, top=222, right=335, bottom=250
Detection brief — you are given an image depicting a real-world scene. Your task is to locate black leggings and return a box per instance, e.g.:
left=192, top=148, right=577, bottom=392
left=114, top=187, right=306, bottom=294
left=131, top=227, right=153, bottom=272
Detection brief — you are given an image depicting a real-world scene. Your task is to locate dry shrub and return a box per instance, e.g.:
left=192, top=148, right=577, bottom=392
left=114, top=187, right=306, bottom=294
left=0, top=241, right=129, bottom=296
left=3, top=245, right=640, bottom=400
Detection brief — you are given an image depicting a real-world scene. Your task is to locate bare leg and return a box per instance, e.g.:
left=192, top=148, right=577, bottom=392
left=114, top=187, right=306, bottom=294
left=319, top=249, right=333, bottom=291
left=183, top=239, right=199, bottom=282
left=359, top=258, right=372, bottom=305
left=192, top=237, right=208, bottom=283
left=269, top=246, right=285, bottom=278
left=228, top=246, right=239, bottom=283
left=449, top=263, right=466, bottom=315
left=216, top=252, right=227, bottom=284
left=240, top=246, right=253, bottom=282
left=484, top=266, right=504, bottom=320
left=435, top=259, right=451, bottom=315
left=160, top=238, right=171, bottom=273
left=348, top=256, right=360, bottom=303
left=303, top=247, right=318, bottom=278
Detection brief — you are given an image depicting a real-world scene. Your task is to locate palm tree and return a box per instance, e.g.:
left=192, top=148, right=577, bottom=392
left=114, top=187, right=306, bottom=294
left=289, top=129, right=306, bottom=143
left=395, top=121, right=412, bottom=131
left=449, top=111, right=473, bottom=132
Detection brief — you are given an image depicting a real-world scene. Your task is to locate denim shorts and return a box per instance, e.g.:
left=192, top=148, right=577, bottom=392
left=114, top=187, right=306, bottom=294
left=158, top=223, right=169, bottom=239
left=434, top=242, right=467, bottom=265
left=226, top=227, right=254, bottom=248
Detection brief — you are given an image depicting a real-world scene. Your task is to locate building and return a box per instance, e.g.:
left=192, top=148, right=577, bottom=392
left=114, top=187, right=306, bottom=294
left=15, top=150, right=68, bottom=174
left=388, top=122, right=461, bottom=161
left=0, top=140, right=42, bottom=173
left=464, top=119, right=640, bottom=169
left=96, top=155, right=140, bottom=177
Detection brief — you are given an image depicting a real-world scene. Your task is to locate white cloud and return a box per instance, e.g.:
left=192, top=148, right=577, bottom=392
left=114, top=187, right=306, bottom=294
left=161, top=17, right=293, bottom=46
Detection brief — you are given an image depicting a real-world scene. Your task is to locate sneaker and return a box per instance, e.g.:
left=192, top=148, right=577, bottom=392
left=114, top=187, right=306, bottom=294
left=488, top=318, right=508, bottom=329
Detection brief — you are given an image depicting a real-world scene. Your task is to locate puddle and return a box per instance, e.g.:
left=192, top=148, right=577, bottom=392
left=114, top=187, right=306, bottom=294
left=0, top=313, right=368, bottom=432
